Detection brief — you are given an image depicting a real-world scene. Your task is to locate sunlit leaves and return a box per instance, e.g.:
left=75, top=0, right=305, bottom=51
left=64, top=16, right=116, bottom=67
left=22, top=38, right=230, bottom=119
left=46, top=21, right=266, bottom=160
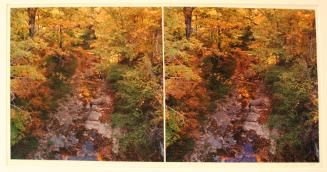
left=166, top=109, right=185, bottom=147
left=166, top=65, right=200, bottom=81
left=11, top=108, right=30, bottom=146
left=108, top=62, right=162, bottom=160
left=11, top=65, right=46, bottom=81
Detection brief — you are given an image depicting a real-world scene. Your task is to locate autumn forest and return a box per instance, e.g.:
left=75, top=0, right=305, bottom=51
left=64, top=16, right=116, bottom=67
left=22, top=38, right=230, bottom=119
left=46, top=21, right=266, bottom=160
left=10, top=7, right=318, bottom=162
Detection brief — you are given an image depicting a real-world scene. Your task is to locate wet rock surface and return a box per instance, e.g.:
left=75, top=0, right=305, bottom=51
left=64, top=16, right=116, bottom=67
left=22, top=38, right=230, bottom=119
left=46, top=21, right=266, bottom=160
left=29, top=76, right=121, bottom=161
left=187, top=77, right=276, bottom=162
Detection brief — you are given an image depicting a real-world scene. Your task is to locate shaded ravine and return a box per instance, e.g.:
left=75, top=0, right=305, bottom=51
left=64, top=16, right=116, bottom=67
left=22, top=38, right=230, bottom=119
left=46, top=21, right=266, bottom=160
left=186, top=62, right=276, bottom=162
left=29, top=54, right=122, bottom=161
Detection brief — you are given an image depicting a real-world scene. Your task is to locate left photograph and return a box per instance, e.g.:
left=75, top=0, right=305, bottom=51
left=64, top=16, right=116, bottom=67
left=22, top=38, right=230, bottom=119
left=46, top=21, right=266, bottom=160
left=10, top=7, right=163, bottom=161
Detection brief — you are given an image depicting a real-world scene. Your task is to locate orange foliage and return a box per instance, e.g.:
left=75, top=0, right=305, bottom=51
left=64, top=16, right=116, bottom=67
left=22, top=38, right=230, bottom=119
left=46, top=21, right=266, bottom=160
left=166, top=79, right=196, bottom=100
left=96, top=153, right=103, bottom=161
left=186, top=97, right=201, bottom=109
left=30, top=97, right=43, bottom=109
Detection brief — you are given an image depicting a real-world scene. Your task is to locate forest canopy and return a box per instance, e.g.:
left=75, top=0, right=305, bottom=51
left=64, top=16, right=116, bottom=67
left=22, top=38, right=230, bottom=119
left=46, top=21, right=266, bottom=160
left=10, top=7, right=163, bottom=161
left=165, top=7, right=318, bottom=162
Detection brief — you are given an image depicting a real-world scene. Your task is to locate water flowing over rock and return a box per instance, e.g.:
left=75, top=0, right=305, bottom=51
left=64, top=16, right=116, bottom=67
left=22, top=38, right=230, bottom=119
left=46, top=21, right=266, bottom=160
left=187, top=74, right=275, bottom=162
left=88, top=111, right=101, bottom=121
left=28, top=62, right=120, bottom=160
left=49, top=135, right=65, bottom=151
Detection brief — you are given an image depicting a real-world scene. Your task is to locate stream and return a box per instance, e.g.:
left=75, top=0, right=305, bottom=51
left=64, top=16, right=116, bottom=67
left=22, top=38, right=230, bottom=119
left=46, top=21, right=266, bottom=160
left=28, top=55, right=122, bottom=161
left=186, top=71, right=276, bottom=162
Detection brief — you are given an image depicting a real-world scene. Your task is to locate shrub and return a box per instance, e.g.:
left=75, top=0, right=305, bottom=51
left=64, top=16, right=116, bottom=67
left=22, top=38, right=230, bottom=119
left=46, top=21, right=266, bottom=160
left=11, top=135, right=38, bottom=159
left=166, top=109, right=185, bottom=147
left=201, top=55, right=236, bottom=97
left=166, top=137, right=195, bottom=162
left=264, top=65, right=284, bottom=85
left=46, top=54, right=77, bottom=101
left=264, top=62, right=316, bottom=161
left=11, top=108, right=29, bottom=146
left=107, top=62, right=162, bottom=160
left=106, top=64, right=131, bottom=86
left=46, top=54, right=77, bottom=78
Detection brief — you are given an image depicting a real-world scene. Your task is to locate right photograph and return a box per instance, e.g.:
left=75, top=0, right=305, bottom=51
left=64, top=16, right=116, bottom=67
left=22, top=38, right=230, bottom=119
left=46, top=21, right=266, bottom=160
left=165, top=7, right=318, bottom=162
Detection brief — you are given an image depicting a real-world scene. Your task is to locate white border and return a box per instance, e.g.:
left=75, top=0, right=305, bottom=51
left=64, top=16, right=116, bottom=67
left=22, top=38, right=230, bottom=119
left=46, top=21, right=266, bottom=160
left=162, top=6, right=166, bottom=162
left=1, top=0, right=327, bottom=172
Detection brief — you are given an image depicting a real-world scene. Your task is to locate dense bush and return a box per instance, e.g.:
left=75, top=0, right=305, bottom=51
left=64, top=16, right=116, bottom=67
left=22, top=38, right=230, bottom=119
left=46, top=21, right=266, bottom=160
left=46, top=54, right=77, bottom=100
left=107, top=62, right=163, bottom=161
left=166, top=137, right=195, bottom=162
left=201, top=55, right=236, bottom=97
left=46, top=54, right=77, bottom=78
left=166, top=109, right=185, bottom=147
left=106, top=64, right=131, bottom=86
left=11, top=135, right=38, bottom=159
left=11, top=108, right=28, bottom=146
left=264, top=62, right=318, bottom=161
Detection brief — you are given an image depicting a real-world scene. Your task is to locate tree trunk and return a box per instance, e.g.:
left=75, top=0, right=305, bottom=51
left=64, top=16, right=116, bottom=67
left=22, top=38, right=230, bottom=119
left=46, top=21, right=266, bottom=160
left=183, top=7, right=195, bottom=40
left=27, top=8, right=37, bottom=38
left=217, top=28, right=222, bottom=50
left=195, top=14, right=198, bottom=39
left=59, top=25, right=63, bottom=48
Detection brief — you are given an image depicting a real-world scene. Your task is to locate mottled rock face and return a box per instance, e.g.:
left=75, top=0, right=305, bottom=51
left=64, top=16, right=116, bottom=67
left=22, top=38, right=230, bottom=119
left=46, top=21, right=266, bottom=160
left=30, top=79, right=119, bottom=161
left=85, top=103, right=91, bottom=109
left=49, top=135, right=66, bottom=151
left=207, top=136, right=223, bottom=150
left=187, top=77, right=274, bottom=162
left=84, top=120, right=112, bottom=139
left=85, top=121, right=101, bottom=130
left=249, top=99, right=264, bottom=106
left=68, top=136, right=79, bottom=145
left=91, top=97, right=108, bottom=105
left=243, top=122, right=268, bottom=139
left=88, top=111, right=101, bottom=121
left=246, top=112, right=260, bottom=122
